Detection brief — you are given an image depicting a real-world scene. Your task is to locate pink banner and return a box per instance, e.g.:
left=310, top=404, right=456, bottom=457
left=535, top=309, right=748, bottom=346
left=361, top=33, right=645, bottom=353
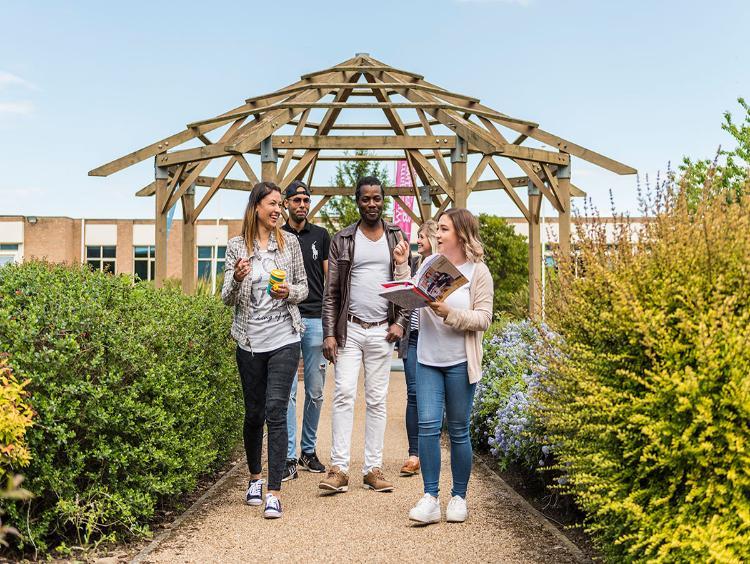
left=393, top=160, right=415, bottom=238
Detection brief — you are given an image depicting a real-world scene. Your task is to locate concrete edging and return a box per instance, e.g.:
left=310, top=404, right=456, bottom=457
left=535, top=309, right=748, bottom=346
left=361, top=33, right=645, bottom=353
left=473, top=455, right=589, bottom=563
left=130, top=457, right=247, bottom=564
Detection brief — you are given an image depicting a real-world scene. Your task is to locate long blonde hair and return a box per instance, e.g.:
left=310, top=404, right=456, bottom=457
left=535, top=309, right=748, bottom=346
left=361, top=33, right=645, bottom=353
left=443, top=208, right=484, bottom=263
left=241, top=182, right=286, bottom=253
left=418, top=219, right=439, bottom=260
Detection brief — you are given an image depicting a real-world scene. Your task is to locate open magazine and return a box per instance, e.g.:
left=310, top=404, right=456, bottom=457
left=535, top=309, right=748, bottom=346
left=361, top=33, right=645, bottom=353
left=379, top=254, right=468, bottom=310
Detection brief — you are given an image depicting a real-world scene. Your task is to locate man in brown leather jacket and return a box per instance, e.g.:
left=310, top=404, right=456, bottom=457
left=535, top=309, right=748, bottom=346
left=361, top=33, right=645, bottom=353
left=319, top=176, right=411, bottom=495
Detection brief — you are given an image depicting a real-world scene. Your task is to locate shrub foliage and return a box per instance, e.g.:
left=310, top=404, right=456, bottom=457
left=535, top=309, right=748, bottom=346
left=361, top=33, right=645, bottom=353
left=539, top=183, right=750, bottom=562
left=0, top=262, right=242, bottom=553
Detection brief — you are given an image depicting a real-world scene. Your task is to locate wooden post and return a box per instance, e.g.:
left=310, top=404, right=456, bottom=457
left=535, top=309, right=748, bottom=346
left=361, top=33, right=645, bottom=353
left=260, top=136, right=278, bottom=183
left=557, top=162, right=571, bottom=261
left=528, top=182, right=542, bottom=319
left=451, top=136, right=468, bottom=208
left=154, top=160, right=169, bottom=288
left=181, top=184, right=196, bottom=295
left=418, top=185, right=432, bottom=223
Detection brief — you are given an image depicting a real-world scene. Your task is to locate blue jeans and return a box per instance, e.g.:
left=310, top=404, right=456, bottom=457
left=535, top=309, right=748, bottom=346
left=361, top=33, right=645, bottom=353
left=402, top=331, right=419, bottom=457
left=416, top=361, right=476, bottom=498
left=287, top=317, right=326, bottom=459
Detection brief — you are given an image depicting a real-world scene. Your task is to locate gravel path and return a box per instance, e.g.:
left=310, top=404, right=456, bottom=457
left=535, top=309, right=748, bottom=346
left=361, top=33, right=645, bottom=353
left=141, top=365, right=584, bottom=563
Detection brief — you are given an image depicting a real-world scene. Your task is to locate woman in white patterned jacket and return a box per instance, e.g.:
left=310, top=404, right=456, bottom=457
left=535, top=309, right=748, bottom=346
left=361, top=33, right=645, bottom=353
left=222, top=181, right=308, bottom=519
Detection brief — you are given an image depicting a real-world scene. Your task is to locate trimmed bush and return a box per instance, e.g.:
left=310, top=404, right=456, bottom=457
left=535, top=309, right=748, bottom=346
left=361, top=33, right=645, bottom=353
left=540, top=186, right=750, bottom=562
left=0, top=261, right=242, bottom=553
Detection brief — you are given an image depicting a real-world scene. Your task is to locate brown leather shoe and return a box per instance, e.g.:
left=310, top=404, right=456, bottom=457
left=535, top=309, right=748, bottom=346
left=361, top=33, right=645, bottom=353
left=319, top=465, right=349, bottom=495
left=363, top=468, right=394, bottom=492
left=400, top=457, right=420, bottom=477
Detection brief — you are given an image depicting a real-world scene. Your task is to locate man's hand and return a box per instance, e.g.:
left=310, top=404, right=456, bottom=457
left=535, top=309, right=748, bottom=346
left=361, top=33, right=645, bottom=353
left=270, top=282, right=289, bottom=300
left=385, top=323, right=404, bottom=343
left=393, top=232, right=409, bottom=265
left=428, top=301, right=451, bottom=320
left=323, top=336, right=338, bottom=363
left=233, top=258, right=251, bottom=282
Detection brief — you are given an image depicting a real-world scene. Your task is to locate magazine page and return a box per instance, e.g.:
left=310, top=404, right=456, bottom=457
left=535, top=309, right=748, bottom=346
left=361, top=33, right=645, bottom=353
left=414, top=254, right=468, bottom=302
left=379, top=254, right=468, bottom=309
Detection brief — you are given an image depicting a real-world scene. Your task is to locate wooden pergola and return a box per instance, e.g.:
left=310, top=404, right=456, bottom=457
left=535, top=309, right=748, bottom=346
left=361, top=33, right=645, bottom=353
left=90, top=54, right=635, bottom=317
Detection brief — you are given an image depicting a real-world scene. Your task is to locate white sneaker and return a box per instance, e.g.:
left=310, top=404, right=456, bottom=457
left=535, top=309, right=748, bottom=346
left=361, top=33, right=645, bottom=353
left=408, top=494, right=441, bottom=525
left=263, top=493, right=282, bottom=519
left=446, top=495, right=468, bottom=522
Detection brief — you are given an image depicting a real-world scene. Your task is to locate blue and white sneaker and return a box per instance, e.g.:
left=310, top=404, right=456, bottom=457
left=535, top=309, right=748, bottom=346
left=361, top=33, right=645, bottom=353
left=263, top=493, right=282, bottom=519
left=245, top=479, right=264, bottom=506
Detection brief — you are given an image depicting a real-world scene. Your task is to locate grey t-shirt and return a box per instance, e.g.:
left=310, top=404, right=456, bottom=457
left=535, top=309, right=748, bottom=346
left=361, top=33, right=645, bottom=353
left=348, top=229, right=391, bottom=323
left=239, top=249, right=300, bottom=353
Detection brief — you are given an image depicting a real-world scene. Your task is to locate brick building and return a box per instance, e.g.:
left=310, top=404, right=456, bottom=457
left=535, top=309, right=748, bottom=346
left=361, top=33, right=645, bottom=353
left=1, top=214, right=649, bottom=287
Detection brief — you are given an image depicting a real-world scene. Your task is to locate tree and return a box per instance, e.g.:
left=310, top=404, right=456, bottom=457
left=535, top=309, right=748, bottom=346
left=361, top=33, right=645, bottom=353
left=320, top=150, right=391, bottom=234
left=478, top=214, right=528, bottom=315
left=679, top=97, right=750, bottom=208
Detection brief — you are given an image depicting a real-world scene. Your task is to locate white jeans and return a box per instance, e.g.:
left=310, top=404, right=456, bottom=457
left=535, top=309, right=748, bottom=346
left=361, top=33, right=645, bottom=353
left=330, top=321, right=394, bottom=475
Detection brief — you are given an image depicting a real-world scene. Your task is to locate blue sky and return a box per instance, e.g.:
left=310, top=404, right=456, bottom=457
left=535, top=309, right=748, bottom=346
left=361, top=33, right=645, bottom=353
left=1, top=0, right=748, bottom=220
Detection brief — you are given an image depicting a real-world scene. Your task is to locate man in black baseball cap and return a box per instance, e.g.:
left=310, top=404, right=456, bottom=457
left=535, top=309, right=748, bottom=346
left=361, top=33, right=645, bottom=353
left=280, top=180, right=331, bottom=480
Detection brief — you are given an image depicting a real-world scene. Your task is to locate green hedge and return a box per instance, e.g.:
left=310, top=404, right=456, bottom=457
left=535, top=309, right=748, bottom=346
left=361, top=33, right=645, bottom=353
left=540, top=189, right=750, bottom=562
left=0, top=261, right=242, bottom=553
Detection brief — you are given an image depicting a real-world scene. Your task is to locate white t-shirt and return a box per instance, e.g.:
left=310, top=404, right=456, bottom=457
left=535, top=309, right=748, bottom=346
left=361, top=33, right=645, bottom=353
left=239, top=249, right=300, bottom=353
left=348, top=229, right=391, bottom=322
left=417, top=261, right=475, bottom=367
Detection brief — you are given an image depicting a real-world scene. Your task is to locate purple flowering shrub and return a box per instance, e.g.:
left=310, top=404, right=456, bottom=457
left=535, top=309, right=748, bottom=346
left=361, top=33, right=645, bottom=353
left=472, top=320, right=555, bottom=471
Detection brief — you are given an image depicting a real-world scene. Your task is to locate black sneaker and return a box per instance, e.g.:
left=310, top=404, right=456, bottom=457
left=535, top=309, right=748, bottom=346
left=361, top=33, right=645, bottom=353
left=281, top=459, right=298, bottom=482
left=246, top=478, right=263, bottom=506
left=298, top=451, right=325, bottom=473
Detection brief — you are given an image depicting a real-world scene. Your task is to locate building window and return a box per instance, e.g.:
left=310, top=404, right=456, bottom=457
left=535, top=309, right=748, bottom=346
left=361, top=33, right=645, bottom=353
left=0, top=243, right=20, bottom=267
left=197, top=245, right=226, bottom=292
left=86, top=245, right=116, bottom=273
left=133, top=246, right=156, bottom=281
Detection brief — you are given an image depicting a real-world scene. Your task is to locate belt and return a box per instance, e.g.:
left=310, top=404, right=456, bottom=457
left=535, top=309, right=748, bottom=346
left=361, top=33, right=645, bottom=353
left=347, top=314, right=388, bottom=330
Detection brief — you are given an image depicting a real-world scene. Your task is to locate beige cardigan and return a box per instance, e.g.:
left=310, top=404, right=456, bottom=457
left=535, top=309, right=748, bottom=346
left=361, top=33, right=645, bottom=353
left=442, top=261, right=494, bottom=384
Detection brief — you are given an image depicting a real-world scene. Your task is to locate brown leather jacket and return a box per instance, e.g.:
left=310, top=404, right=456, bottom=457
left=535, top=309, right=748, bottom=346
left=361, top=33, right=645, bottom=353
left=323, top=219, right=411, bottom=347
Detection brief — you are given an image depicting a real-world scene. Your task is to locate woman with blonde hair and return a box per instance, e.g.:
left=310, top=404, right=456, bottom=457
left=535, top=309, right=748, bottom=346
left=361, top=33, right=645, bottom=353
left=407, top=208, right=493, bottom=525
left=398, top=219, right=438, bottom=477
left=222, top=181, right=308, bottom=519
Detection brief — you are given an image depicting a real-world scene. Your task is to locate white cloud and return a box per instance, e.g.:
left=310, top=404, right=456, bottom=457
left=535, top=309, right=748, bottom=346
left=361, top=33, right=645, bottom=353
left=0, top=101, right=34, bottom=115
left=0, top=71, right=37, bottom=91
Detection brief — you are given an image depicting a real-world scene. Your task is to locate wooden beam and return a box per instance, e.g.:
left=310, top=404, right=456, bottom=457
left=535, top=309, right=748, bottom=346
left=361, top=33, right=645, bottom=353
left=301, top=65, right=423, bottom=80
left=270, top=135, right=456, bottom=150
left=528, top=191, right=542, bottom=320
left=393, top=195, right=423, bottom=227
left=363, top=54, right=635, bottom=175
left=467, top=155, right=491, bottom=192
left=154, top=177, right=168, bottom=288
left=433, top=194, right=452, bottom=220
left=181, top=190, right=196, bottom=295
left=417, top=108, right=452, bottom=184
left=235, top=154, right=260, bottom=186
left=192, top=159, right=238, bottom=221
left=226, top=71, right=361, bottom=153
left=408, top=150, right=454, bottom=200
left=308, top=195, right=331, bottom=219
left=277, top=108, right=310, bottom=179
left=487, top=159, right=531, bottom=222
left=479, top=117, right=563, bottom=212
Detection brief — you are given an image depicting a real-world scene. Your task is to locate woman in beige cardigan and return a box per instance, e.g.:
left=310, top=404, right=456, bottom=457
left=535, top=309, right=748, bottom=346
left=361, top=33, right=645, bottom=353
left=408, top=208, right=493, bottom=526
